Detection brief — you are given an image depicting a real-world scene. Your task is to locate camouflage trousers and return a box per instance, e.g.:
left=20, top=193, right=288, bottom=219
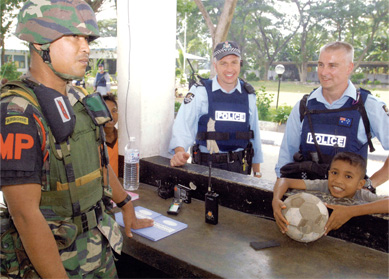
left=1, top=212, right=122, bottom=278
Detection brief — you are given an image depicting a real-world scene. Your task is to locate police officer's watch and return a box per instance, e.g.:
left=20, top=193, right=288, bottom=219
left=254, top=172, right=262, bottom=177
left=364, top=178, right=376, bottom=194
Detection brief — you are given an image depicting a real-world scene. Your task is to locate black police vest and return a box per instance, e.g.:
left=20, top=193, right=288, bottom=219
left=196, top=79, right=251, bottom=151
left=300, top=89, right=370, bottom=163
left=95, top=72, right=107, bottom=87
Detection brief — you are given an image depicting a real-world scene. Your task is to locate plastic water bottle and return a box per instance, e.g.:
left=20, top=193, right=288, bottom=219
left=124, top=137, right=140, bottom=190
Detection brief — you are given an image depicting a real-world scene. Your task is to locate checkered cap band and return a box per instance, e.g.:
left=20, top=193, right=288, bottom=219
left=213, top=41, right=241, bottom=60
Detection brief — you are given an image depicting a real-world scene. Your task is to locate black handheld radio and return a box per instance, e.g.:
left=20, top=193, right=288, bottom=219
left=205, top=161, right=219, bottom=225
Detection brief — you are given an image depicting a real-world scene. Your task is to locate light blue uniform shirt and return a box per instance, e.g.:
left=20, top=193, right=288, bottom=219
left=169, top=76, right=263, bottom=164
left=276, top=81, right=389, bottom=177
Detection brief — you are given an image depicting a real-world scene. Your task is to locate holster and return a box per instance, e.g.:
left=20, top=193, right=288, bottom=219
left=242, top=142, right=254, bottom=174
left=191, top=144, right=201, bottom=164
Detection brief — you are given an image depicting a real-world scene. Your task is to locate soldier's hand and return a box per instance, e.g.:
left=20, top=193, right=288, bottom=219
left=170, top=151, right=190, bottom=167
left=121, top=202, right=154, bottom=238
left=131, top=218, right=154, bottom=230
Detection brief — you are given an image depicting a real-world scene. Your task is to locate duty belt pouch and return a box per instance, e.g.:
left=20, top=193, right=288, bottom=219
left=191, top=144, right=201, bottom=164
left=1, top=216, right=39, bottom=278
left=82, top=93, right=112, bottom=126
left=280, top=160, right=329, bottom=180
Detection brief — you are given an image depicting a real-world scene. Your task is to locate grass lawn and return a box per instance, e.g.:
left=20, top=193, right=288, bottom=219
left=250, top=80, right=315, bottom=94
left=249, top=80, right=389, bottom=107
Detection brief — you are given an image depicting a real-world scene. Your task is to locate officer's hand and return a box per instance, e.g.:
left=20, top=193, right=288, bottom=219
left=324, top=203, right=352, bottom=235
left=272, top=199, right=288, bottom=234
left=170, top=151, right=190, bottom=167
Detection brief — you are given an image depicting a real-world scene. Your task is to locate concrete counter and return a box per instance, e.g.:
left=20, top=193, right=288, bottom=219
left=139, top=156, right=388, bottom=253
left=120, top=184, right=388, bottom=279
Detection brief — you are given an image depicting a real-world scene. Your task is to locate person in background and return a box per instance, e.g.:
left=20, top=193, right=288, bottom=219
left=169, top=41, right=263, bottom=177
left=104, top=94, right=119, bottom=177
left=0, top=1, right=152, bottom=277
left=272, top=152, right=388, bottom=235
left=276, top=41, right=389, bottom=192
left=94, top=63, right=111, bottom=96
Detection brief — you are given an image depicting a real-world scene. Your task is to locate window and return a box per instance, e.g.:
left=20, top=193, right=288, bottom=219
left=14, top=55, right=26, bottom=69
left=4, top=55, right=12, bottom=63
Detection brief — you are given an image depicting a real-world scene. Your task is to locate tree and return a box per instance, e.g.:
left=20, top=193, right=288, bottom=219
left=290, top=0, right=328, bottom=83
left=85, top=0, right=106, bottom=13
left=351, top=0, right=388, bottom=73
left=0, top=0, right=23, bottom=67
left=194, top=0, right=238, bottom=75
left=249, top=0, right=301, bottom=80
left=98, top=18, right=117, bottom=37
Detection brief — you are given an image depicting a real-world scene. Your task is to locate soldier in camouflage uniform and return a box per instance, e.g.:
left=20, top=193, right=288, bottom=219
left=0, top=1, right=153, bottom=278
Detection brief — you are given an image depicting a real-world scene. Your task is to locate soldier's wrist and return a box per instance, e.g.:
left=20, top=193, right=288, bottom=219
left=116, top=194, right=131, bottom=208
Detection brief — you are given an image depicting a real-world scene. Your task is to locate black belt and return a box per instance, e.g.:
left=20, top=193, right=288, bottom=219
left=74, top=201, right=103, bottom=235
left=200, top=150, right=244, bottom=164
left=196, top=130, right=254, bottom=141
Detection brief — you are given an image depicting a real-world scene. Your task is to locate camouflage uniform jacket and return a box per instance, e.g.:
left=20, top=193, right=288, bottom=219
left=0, top=73, right=122, bottom=277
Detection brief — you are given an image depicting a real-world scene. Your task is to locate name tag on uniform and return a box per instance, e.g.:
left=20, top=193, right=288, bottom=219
left=307, top=133, right=346, bottom=148
left=215, top=111, right=246, bottom=122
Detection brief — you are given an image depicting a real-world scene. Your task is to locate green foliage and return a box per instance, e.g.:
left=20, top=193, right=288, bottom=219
left=199, top=72, right=210, bottom=79
left=246, top=72, right=260, bottom=82
left=256, top=86, right=274, bottom=121
left=97, top=18, right=117, bottom=37
left=174, top=101, right=182, bottom=112
left=351, top=72, right=365, bottom=84
left=273, top=105, right=293, bottom=124
left=0, top=62, right=22, bottom=81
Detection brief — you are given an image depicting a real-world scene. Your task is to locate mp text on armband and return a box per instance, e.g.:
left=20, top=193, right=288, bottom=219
left=1, top=133, right=34, bottom=160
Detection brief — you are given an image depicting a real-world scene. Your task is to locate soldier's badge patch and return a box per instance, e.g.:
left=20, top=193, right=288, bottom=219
left=184, top=93, right=195, bottom=104
left=5, top=116, right=28, bottom=125
left=383, top=105, right=389, bottom=116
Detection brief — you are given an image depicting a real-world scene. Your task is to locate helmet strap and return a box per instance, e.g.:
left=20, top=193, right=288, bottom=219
left=30, top=43, right=83, bottom=81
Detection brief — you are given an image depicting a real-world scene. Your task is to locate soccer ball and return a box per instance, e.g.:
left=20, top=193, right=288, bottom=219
left=281, top=192, right=329, bottom=243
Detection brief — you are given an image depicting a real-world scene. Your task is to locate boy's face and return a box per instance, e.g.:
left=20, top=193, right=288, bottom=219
left=328, top=159, right=365, bottom=198
left=105, top=100, right=118, bottom=128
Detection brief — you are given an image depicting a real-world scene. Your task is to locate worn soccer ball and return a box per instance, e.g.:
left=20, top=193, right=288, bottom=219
left=281, top=192, right=329, bottom=243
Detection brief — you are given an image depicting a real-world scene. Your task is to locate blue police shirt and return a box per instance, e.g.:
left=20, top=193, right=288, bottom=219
left=169, top=76, right=263, bottom=164
left=275, top=81, right=389, bottom=177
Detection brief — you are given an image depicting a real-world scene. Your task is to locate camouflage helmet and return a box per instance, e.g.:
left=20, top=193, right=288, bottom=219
left=15, top=0, right=100, bottom=44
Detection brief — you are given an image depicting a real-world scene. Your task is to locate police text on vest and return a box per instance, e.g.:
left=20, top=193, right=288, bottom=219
left=306, top=133, right=346, bottom=148
left=215, top=111, right=246, bottom=122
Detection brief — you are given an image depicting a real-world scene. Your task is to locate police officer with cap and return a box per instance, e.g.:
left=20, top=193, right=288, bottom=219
left=169, top=41, right=263, bottom=177
left=0, top=1, right=153, bottom=277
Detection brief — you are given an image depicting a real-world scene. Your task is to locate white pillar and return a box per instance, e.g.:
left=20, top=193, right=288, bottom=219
left=117, top=1, right=177, bottom=159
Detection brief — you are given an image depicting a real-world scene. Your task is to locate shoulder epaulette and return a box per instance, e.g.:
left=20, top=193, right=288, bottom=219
left=239, top=78, right=255, bottom=94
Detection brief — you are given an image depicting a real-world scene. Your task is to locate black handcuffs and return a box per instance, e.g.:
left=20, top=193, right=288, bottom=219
left=117, top=194, right=132, bottom=208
